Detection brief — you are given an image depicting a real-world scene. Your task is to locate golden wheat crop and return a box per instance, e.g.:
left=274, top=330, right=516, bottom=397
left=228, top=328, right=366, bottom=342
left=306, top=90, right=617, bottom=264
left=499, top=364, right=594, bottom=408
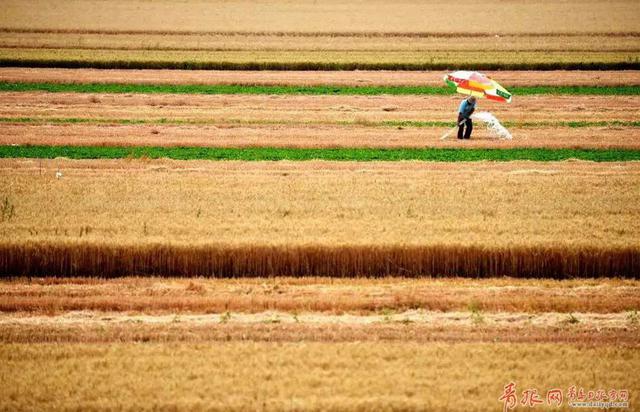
left=3, top=32, right=639, bottom=52
left=2, top=0, right=638, bottom=33
left=1, top=1, right=638, bottom=69
left=0, top=159, right=638, bottom=277
left=1, top=159, right=637, bottom=248
left=0, top=342, right=638, bottom=411
left=1, top=48, right=635, bottom=68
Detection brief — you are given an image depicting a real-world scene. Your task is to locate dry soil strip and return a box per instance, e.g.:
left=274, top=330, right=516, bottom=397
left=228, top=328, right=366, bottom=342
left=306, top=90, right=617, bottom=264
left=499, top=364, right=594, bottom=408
left=1, top=124, right=638, bottom=149
left=0, top=92, right=640, bottom=126
left=2, top=93, right=636, bottom=124
left=2, top=68, right=639, bottom=86
left=0, top=310, right=634, bottom=329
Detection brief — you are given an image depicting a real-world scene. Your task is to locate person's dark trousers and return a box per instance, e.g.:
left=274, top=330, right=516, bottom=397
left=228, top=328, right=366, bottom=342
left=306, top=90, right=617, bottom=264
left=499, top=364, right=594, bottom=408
left=457, top=115, right=473, bottom=139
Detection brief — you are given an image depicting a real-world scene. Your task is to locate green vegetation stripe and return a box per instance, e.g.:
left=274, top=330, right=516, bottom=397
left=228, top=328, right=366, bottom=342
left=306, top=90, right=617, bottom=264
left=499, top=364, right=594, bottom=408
left=1, top=145, right=639, bottom=162
left=2, top=58, right=640, bottom=71
left=2, top=117, right=639, bottom=128
left=0, top=82, right=638, bottom=96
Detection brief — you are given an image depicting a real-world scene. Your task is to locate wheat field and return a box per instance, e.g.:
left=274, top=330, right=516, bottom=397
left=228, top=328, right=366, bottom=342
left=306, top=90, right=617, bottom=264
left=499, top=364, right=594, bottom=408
left=1, top=1, right=639, bottom=410
left=0, top=342, right=636, bottom=411
left=0, top=159, right=638, bottom=277
left=2, top=0, right=638, bottom=33
left=1, top=159, right=638, bottom=248
left=2, top=0, right=638, bottom=69
left=2, top=48, right=635, bottom=69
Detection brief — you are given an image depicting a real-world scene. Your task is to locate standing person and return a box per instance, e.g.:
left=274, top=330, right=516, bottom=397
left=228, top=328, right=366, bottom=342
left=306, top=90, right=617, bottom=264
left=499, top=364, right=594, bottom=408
left=457, top=96, right=477, bottom=139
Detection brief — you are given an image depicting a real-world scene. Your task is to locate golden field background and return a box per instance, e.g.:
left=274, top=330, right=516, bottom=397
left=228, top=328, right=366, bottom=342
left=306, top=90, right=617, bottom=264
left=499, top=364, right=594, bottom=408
left=1, top=342, right=636, bottom=412
left=1, top=159, right=638, bottom=277
left=2, top=32, right=639, bottom=52
left=1, top=1, right=638, bottom=68
left=1, top=159, right=638, bottom=247
left=2, top=275, right=637, bottom=410
left=1, top=0, right=638, bottom=34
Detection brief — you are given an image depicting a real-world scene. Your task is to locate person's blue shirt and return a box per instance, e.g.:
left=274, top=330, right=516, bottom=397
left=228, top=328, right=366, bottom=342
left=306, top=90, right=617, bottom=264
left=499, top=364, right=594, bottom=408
left=458, top=99, right=476, bottom=118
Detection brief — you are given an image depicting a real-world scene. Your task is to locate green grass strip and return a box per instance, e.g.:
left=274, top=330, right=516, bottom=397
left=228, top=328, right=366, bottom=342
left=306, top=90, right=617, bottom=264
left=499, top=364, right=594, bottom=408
left=2, top=145, right=639, bottom=162
left=2, top=117, right=639, bottom=129
left=1, top=82, right=638, bottom=96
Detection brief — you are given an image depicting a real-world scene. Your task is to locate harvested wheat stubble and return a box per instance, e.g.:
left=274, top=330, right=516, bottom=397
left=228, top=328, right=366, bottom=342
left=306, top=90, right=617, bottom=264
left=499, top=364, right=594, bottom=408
left=1, top=277, right=638, bottom=314
left=1, top=321, right=638, bottom=346
left=1, top=343, right=637, bottom=412
left=2, top=124, right=639, bottom=150
left=2, top=32, right=639, bottom=53
left=1, top=91, right=639, bottom=149
left=0, top=159, right=638, bottom=277
left=1, top=68, right=640, bottom=87
left=2, top=93, right=638, bottom=124
left=2, top=0, right=638, bottom=34
left=3, top=310, right=635, bottom=329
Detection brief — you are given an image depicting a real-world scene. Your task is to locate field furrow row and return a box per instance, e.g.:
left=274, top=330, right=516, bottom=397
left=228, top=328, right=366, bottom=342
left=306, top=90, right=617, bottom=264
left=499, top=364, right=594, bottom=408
left=2, top=125, right=640, bottom=150
left=2, top=68, right=639, bottom=87
left=1, top=92, right=637, bottom=121
left=1, top=277, right=638, bottom=314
